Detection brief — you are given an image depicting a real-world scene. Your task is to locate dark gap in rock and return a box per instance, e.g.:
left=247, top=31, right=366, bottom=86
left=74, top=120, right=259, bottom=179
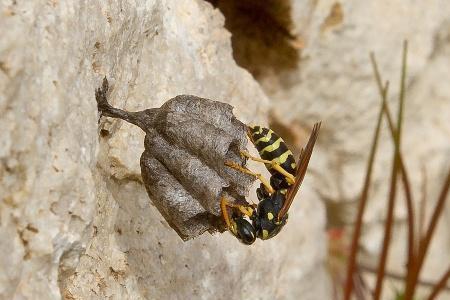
left=206, top=0, right=300, bottom=80
left=100, top=129, right=110, bottom=137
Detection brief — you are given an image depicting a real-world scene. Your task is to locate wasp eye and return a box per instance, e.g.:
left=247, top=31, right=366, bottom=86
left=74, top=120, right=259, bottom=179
left=234, top=218, right=256, bottom=245
left=256, top=185, right=269, bottom=200
left=270, top=175, right=284, bottom=190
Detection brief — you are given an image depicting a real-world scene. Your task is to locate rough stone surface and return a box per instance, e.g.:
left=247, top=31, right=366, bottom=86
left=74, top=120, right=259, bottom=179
left=6, top=0, right=449, bottom=299
left=0, top=1, right=329, bottom=300
left=256, top=1, right=450, bottom=299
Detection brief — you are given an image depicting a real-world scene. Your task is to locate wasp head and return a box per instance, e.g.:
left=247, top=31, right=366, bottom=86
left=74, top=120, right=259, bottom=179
left=230, top=216, right=256, bottom=245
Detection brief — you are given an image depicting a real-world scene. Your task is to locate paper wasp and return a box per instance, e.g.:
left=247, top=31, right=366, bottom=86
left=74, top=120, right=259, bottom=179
left=221, top=122, right=321, bottom=244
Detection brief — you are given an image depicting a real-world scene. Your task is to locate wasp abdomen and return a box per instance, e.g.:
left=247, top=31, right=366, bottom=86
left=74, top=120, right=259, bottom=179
left=249, top=126, right=296, bottom=177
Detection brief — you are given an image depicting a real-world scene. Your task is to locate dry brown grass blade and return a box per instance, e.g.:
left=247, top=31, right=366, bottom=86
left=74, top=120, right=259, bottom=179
left=427, top=267, right=450, bottom=300
left=373, top=41, right=408, bottom=300
left=353, top=270, right=369, bottom=300
left=344, top=41, right=449, bottom=300
left=343, top=81, right=388, bottom=300
left=405, top=168, right=450, bottom=299
left=359, top=263, right=450, bottom=292
left=371, top=41, right=416, bottom=270
left=419, top=165, right=428, bottom=239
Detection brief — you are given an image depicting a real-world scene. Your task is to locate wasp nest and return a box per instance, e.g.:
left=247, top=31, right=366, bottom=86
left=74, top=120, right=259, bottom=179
left=96, top=78, right=255, bottom=240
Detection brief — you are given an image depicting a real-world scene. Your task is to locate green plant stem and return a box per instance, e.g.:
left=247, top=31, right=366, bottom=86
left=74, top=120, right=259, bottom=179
left=373, top=41, right=408, bottom=300
left=372, top=126, right=400, bottom=300
left=378, top=75, right=416, bottom=268
left=378, top=73, right=416, bottom=269
left=371, top=42, right=416, bottom=269
left=343, top=83, right=388, bottom=300
left=404, top=168, right=450, bottom=299
left=395, top=41, right=416, bottom=269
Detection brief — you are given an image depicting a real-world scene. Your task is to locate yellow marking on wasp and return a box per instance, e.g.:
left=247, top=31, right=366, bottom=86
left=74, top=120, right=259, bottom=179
left=272, top=150, right=293, bottom=165
left=262, top=229, right=269, bottom=239
left=221, top=197, right=253, bottom=238
left=230, top=221, right=238, bottom=235
left=260, top=137, right=282, bottom=154
left=238, top=206, right=253, bottom=217
left=280, top=189, right=287, bottom=195
left=291, top=163, right=297, bottom=169
left=267, top=212, right=274, bottom=220
left=254, top=129, right=273, bottom=144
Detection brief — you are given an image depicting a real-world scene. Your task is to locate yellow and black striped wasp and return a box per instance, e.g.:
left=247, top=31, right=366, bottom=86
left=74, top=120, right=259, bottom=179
left=221, top=122, right=321, bottom=244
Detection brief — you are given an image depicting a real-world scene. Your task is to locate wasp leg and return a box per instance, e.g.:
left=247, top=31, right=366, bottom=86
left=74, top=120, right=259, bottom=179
left=240, top=151, right=296, bottom=185
left=225, top=161, right=275, bottom=194
left=220, top=197, right=254, bottom=231
left=221, top=197, right=254, bottom=221
left=220, top=197, right=233, bottom=230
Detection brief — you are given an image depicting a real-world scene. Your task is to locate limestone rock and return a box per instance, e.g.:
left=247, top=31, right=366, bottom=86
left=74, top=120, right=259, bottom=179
left=0, top=0, right=330, bottom=299
left=262, top=1, right=450, bottom=299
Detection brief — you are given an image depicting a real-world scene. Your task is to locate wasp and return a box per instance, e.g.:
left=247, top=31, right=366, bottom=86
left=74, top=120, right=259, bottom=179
left=221, top=122, right=321, bottom=244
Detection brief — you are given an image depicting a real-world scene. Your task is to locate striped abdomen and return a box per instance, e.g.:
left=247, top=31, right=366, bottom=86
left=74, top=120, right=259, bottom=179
left=249, top=126, right=296, bottom=181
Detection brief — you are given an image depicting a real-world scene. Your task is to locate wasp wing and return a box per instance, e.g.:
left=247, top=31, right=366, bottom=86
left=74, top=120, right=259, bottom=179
left=277, top=122, right=321, bottom=220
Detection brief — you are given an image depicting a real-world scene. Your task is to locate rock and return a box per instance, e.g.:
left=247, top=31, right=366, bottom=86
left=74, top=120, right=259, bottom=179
left=253, top=1, right=450, bottom=299
left=0, top=1, right=330, bottom=299
left=202, top=0, right=450, bottom=298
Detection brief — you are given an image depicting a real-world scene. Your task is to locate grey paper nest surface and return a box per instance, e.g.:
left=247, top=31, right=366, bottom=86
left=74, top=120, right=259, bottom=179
left=96, top=78, right=255, bottom=240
